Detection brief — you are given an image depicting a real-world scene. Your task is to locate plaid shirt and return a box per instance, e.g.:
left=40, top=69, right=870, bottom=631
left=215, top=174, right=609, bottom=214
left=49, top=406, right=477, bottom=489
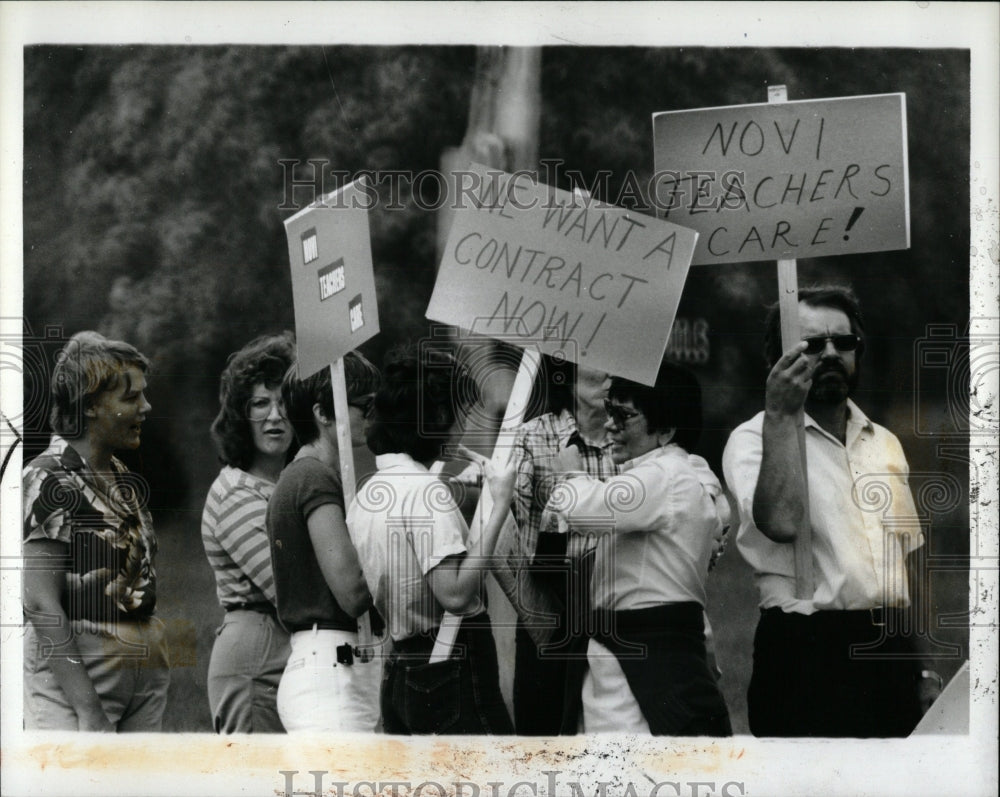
left=511, top=409, right=619, bottom=562
left=492, top=409, right=618, bottom=648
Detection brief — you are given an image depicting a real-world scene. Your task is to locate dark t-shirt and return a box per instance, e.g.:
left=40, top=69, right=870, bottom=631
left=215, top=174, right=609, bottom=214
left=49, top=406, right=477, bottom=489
left=266, top=456, right=356, bottom=633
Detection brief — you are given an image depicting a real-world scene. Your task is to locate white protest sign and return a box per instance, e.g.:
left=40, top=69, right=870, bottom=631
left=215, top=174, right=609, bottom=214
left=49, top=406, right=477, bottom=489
left=283, top=177, right=380, bottom=379
left=426, top=163, right=698, bottom=386
left=652, top=93, right=909, bottom=265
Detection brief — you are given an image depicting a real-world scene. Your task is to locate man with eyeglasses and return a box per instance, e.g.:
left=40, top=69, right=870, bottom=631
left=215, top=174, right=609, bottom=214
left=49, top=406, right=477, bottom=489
left=722, top=284, right=942, bottom=737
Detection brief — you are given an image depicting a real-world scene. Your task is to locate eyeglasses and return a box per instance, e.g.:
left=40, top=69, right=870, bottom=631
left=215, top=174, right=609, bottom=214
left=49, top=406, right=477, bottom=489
left=604, top=398, right=642, bottom=428
left=245, top=396, right=286, bottom=421
left=349, top=393, right=375, bottom=418
left=801, top=334, right=862, bottom=355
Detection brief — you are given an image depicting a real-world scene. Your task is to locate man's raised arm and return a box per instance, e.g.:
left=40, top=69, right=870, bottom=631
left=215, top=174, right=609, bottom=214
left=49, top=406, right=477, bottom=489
left=753, top=341, right=813, bottom=543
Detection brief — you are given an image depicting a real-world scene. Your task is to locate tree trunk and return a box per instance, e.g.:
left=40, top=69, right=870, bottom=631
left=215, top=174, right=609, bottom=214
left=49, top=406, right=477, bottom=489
left=436, top=46, right=541, bottom=262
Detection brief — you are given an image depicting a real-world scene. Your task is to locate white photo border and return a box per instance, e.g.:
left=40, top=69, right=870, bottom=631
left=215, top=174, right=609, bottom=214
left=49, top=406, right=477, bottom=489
left=1, top=3, right=997, bottom=796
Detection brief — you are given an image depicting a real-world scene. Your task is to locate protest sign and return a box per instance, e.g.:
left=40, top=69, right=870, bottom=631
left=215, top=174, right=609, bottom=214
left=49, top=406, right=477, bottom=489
left=653, top=93, right=909, bottom=265
left=283, top=177, right=380, bottom=652
left=426, top=162, right=699, bottom=386
left=283, top=177, right=380, bottom=379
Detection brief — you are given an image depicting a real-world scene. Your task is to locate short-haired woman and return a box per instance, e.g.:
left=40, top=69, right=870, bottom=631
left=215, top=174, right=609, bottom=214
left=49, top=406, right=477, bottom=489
left=347, top=347, right=515, bottom=734
left=545, top=360, right=733, bottom=735
left=22, top=331, right=169, bottom=731
left=265, top=352, right=383, bottom=732
left=201, top=333, right=296, bottom=733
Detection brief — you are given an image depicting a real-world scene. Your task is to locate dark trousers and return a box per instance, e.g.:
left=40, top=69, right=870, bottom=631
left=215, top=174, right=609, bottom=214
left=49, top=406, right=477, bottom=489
left=561, top=603, right=732, bottom=736
left=748, top=608, right=924, bottom=737
left=513, top=622, right=573, bottom=735
left=513, top=543, right=594, bottom=735
left=381, top=612, right=513, bottom=735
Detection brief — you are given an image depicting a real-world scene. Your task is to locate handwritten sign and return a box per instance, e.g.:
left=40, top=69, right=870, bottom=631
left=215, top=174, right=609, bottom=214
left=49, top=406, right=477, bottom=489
left=652, top=93, right=909, bottom=265
left=426, top=163, right=697, bottom=386
left=283, top=178, right=379, bottom=378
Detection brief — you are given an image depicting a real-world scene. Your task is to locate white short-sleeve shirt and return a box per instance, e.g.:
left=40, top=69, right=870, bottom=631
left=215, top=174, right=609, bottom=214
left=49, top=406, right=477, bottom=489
left=722, top=400, right=923, bottom=614
left=347, top=453, right=471, bottom=641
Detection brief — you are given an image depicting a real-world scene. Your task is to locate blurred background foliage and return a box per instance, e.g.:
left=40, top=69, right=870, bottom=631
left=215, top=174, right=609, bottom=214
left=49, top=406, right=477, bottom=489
left=22, top=45, right=971, bottom=730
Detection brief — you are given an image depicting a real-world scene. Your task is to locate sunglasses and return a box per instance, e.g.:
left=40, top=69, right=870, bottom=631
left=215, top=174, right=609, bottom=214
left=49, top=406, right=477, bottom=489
left=246, top=396, right=286, bottom=421
left=801, top=334, right=862, bottom=355
left=604, top=398, right=642, bottom=428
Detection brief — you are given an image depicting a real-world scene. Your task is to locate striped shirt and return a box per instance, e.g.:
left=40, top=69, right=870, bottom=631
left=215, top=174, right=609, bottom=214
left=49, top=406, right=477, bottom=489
left=201, top=466, right=277, bottom=609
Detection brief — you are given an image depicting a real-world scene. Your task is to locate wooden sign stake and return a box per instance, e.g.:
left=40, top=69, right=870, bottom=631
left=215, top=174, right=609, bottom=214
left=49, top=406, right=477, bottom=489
left=768, top=84, right=814, bottom=601
left=329, top=359, right=356, bottom=507
left=329, top=358, right=375, bottom=655
left=429, top=345, right=542, bottom=664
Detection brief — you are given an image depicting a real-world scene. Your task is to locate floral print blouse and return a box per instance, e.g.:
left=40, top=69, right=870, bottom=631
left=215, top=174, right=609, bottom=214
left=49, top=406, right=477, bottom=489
left=23, top=435, right=157, bottom=622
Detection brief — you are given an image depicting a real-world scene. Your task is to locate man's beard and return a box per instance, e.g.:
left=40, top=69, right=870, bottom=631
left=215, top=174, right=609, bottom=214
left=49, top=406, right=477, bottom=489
left=808, top=361, right=858, bottom=404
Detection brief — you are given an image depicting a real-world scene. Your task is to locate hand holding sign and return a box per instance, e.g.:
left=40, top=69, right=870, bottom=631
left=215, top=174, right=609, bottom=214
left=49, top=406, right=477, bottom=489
left=483, top=446, right=517, bottom=508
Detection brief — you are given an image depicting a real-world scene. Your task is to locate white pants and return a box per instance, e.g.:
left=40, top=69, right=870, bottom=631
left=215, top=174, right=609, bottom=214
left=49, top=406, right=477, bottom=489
left=580, top=638, right=650, bottom=734
left=277, top=628, right=381, bottom=732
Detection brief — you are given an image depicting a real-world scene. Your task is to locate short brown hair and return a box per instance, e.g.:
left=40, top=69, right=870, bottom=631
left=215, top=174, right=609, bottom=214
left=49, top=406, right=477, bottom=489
left=49, top=331, right=150, bottom=437
left=282, top=351, right=381, bottom=445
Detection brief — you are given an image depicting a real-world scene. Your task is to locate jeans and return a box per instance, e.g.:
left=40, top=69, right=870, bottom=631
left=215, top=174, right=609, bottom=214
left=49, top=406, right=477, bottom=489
left=381, top=612, right=513, bottom=735
left=207, top=609, right=290, bottom=733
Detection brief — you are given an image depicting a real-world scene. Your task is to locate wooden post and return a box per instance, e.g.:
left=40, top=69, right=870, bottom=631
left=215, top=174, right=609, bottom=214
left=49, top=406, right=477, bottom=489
left=329, top=360, right=355, bottom=506
left=330, top=359, right=375, bottom=656
left=768, top=85, right=814, bottom=601
left=429, top=347, right=541, bottom=666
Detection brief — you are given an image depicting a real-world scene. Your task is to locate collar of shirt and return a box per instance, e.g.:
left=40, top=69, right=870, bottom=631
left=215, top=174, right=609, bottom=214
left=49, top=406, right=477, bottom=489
left=621, top=442, right=681, bottom=471
left=554, top=408, right=614, bottom=454
left=224, top=465, right=275, bottom=499
left=375, top=452, right=428, bottom=472
left=553, top=408, right=580, bottom=447
left=49, top=434, right=131, bottom=508
left=803, top=398, right=874, bottom=448
left=49, top=434, right=83, bottom=470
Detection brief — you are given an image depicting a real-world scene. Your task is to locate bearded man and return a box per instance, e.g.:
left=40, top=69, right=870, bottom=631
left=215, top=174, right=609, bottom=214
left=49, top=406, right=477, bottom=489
left=722, top=284, right=942, bottom=737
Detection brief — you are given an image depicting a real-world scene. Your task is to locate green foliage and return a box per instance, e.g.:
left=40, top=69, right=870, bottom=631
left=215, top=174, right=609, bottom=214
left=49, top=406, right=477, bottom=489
left=24, top=45, right=969, bottom=509
left=23, top=44, right=971, bottom=734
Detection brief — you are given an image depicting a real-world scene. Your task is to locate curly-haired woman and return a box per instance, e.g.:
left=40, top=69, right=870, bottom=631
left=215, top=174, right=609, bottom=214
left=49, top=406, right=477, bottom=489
left=201, top=333, right=296, bottom=733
